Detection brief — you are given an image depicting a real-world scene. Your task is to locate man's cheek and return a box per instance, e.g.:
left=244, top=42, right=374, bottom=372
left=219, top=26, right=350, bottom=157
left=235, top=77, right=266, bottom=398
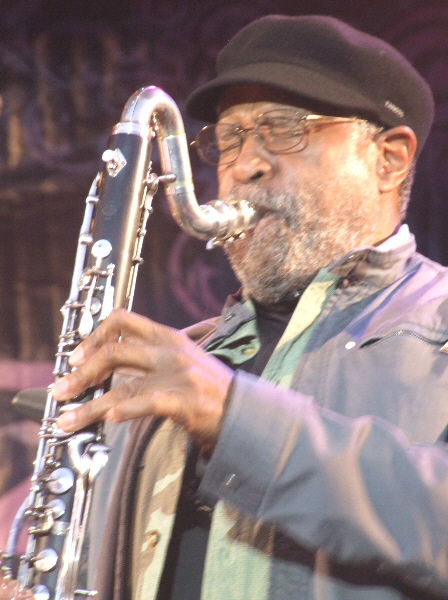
left=217, top=170, right=231, bottom=198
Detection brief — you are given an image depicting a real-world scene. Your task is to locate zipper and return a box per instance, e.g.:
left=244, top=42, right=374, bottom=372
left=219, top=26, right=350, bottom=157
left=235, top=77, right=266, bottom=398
left=360, top=328, right=447, bottom=350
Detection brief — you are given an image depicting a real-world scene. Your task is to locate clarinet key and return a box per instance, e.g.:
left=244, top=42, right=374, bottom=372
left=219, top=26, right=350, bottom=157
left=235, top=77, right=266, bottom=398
left=33, top=549, right=58, bottom=573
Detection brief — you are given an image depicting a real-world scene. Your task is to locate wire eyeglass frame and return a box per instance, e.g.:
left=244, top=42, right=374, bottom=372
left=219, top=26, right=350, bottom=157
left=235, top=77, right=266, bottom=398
left=191, top=109, right=374, bottom=167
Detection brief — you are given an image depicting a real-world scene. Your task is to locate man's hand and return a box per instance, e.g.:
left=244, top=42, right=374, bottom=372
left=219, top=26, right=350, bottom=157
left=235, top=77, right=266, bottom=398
left=53, top=309, right=233, bottom=450
left=0, top=575, right=33, bottom=600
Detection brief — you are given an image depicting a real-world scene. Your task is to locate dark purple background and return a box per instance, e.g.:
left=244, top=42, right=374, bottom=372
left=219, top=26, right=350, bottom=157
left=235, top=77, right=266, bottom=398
left=0, top=0, right=448, bottom=551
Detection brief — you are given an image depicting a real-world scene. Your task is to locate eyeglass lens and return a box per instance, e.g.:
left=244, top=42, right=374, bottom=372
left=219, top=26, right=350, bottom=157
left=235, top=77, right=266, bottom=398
left=195, top=109, right=308, bottom=166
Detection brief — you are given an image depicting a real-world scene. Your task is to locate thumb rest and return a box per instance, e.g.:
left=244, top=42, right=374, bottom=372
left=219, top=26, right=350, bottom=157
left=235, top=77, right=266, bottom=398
left=1, top=86, right=258, bottom=600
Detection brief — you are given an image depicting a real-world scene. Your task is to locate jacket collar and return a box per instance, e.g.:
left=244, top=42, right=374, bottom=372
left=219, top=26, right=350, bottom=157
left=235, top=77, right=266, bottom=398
left=204, top=229, right=418, bottom=349
left=328, top=232, right=417, bottom=288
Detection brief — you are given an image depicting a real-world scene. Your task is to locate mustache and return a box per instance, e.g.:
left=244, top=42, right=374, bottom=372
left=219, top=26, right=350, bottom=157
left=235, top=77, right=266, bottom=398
left=226, top=184, right=297, bottom=225
left=227, top=184, right=282, bottom=212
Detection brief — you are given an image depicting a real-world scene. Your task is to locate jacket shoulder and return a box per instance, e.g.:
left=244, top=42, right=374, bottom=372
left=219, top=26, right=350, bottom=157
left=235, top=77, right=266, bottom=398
left=409, top=252, right=448, bottom=293
left=361, top=252, right=448, bottom=341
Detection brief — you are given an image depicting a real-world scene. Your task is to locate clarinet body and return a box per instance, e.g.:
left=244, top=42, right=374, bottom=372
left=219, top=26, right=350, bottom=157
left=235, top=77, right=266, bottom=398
left=1, top=87, right=257, bottom=600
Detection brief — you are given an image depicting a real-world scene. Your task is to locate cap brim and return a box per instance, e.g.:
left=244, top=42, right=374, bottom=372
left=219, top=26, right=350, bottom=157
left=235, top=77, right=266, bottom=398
left=186, top=62, right=382, bottom=124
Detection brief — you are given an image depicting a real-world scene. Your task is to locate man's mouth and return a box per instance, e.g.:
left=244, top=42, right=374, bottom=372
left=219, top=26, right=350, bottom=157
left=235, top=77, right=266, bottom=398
left=226, top=187, right=288, bottom=230
left=256, top=207, right=287, bottom=226
left=246, top=211, right=284, bottom=238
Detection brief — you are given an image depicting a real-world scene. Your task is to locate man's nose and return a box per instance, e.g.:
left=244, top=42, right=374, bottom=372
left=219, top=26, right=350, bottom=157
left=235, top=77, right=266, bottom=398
left=231, top=133, right=274, bottom=183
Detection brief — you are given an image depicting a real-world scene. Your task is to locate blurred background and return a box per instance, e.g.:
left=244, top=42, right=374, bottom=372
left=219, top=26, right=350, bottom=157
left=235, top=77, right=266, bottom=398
left=0, top=0, right=447, bottom=551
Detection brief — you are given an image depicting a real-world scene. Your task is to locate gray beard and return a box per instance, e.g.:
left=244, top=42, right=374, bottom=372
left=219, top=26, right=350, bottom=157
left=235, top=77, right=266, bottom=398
left=224, top=175, right=380, bottom=305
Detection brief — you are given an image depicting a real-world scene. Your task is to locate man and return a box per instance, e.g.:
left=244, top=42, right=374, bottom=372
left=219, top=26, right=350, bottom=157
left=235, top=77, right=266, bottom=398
left=53, top=15, right=448, bottom=600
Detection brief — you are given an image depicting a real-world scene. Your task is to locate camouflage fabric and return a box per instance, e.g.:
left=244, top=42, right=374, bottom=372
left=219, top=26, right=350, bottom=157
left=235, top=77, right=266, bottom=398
left=132, top=270, right=340, bottom=600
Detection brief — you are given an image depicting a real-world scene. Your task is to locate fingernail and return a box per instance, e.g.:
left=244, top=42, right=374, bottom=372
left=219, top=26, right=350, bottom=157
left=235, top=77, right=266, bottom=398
left=105, top=407, right=118, bottom=422
left=57, top=410, right=77, bottom=431
left=69, top=345, right=84, bottom=366
left=52, top=378, right=69, bottom=399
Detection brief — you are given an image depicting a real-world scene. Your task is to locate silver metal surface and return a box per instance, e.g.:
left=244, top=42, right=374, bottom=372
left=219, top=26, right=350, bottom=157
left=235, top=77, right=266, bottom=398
left=118, top=86, right=259, bottom=245
left=51, top=522, right=69, bottom=536
left=32, top=584, right=51, bottom=600
left=91, top=239, right=112, bottom=259
left=34, top=549, right=58, bottom=573
left=101, top=148, right=127, bottom=177
left=47, top=468, right=75, bottom=495
left=47, top=499, right=66, bottom=520
left=90, top=297, right=102, bottom=316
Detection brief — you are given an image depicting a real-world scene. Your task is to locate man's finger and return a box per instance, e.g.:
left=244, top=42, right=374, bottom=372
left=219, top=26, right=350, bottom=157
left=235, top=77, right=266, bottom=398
left=56, top=383, right=125, bottom=431
left=56, top=375, right=163, bottom=431
left=69, top=309, right=186, bottom=367
left=53, top=341, right=187, bottom=401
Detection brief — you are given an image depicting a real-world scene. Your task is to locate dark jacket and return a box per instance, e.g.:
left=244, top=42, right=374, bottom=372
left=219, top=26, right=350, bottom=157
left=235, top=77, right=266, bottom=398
left=95, top=234, right=448, bottom=600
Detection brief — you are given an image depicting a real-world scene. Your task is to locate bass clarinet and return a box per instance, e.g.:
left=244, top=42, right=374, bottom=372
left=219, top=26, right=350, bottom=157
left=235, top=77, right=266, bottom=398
left=1, top=86, right=257, bottom=600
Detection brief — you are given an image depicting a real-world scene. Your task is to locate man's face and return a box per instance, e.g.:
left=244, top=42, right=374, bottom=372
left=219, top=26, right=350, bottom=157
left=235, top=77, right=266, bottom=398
left=216, top=86, right=387, bottom=305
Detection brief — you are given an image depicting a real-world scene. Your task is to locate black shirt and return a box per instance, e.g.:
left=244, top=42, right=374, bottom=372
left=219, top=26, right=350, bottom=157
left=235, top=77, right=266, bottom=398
left=155, top=299, right=297, bottom=600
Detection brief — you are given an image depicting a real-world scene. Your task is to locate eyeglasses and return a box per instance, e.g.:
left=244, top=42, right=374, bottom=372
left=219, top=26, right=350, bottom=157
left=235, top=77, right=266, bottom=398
left=191, top=109, right=370, bottom=167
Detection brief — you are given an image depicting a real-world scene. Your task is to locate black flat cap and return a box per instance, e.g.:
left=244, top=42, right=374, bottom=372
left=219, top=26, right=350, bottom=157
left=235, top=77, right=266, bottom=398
left=186, top=15, right=434, bottom=154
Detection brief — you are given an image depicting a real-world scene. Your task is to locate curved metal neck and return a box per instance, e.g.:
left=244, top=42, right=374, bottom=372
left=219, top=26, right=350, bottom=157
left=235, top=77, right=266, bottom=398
left=114, top=86, right=259, bottom=246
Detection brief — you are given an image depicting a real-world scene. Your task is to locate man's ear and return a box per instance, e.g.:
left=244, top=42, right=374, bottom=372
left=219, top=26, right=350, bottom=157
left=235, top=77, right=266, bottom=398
left=376, top=126, right=417, bottom=193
